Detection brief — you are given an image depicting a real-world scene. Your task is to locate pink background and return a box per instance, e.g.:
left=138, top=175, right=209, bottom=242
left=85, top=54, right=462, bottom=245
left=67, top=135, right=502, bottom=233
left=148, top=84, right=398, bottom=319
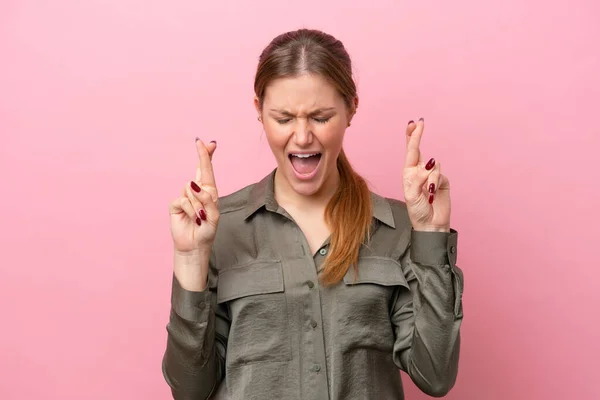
left=1, top=1, right=598, bottom=399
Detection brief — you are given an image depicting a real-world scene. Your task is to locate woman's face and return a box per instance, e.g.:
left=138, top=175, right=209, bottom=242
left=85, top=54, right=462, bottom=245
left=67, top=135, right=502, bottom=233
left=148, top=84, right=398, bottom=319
left=256, top=74, right=354, bottom=198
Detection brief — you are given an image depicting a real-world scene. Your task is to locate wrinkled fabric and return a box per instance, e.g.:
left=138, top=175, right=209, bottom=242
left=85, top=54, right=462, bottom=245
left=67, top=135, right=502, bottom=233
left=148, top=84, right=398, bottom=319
left=162, top=169, right=464, bottom=400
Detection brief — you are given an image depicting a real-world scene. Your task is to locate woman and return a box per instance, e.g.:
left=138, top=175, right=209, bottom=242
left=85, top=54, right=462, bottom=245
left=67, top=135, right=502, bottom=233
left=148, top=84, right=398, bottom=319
left=162, top=29, right=464, bottom=400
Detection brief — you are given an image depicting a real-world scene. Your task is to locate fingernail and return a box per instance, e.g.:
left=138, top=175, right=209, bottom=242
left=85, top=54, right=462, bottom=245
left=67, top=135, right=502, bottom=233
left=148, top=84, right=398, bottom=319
left=200, top=209, right=207, bottom=220
left=407, top=120, right=414, bottom=125
left=190, top=181, right=201, bottom=192
left=425, top=158, right=435, bottom=170
left=429, top=183, right=435, bottom=193
left=419, top=117, right=424, bottom=122
left=195, top=137, right=200, bottom=142
left=196, top=217, right=202, bottom=226
left=429, top=194, right=434, bottom=204
left=209, top=140, right=216, bottom=144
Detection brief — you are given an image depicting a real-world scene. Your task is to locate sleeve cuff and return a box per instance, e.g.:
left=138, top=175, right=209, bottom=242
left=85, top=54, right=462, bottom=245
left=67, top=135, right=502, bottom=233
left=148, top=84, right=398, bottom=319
left=410, top=228, right=458, bottom=266
left=171, top=274, right=213, bottom=321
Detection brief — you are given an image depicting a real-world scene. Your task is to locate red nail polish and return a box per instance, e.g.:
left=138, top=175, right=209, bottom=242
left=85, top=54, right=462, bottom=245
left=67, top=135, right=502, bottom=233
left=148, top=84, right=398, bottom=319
left=190, top=181, right=201, bottom=192
left=429, top=183, right=435, bottom=193
left=408, top=120, right=414, bottom=125
left=196, top=217, right=202, bottom=226
left=425, top=158, right=435, bottom=170
left=200, top=209, right=207, bottom=220
left=419, top=117, right=424, bottom=122
left=195, top=137, right=199, bottom=142
left=209, top=140, right=216, bottom=144
left=429, top=194, right=434, bottom=204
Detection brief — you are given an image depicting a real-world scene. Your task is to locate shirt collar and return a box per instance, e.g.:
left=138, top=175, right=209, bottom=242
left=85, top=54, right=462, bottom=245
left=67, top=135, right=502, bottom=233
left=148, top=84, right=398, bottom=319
left=243, top=168, right=396, bottom=229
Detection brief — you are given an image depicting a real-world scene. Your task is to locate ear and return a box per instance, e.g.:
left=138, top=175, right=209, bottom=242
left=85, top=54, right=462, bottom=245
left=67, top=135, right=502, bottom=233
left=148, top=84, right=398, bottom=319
left=348, top=96, right=359, bottom=125
left=253, top=96, right=261, bottom=116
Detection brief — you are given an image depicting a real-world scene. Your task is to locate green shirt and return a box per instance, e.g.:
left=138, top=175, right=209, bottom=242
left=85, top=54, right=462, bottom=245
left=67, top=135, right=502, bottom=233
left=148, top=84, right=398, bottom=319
left=162, top=169, right=464, bottom=399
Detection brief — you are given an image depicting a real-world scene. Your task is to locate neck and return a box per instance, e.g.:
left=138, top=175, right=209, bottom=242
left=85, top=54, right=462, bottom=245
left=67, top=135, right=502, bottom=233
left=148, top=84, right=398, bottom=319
left=274, top=167, right=340, bottom=211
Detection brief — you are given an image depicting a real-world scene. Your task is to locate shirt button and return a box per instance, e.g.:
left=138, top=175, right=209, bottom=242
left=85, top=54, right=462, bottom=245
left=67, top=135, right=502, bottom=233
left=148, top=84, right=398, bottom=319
left=313, top=364, right=321, bottom=372
left=307, top=280, right=315, bottom=289
left=450, top=246, right=456, bottom=254
left=319, top=248, right=328, bottom=256
left=197, top=302, right=206, bottom=310
left=311, top=320, right=318, bottom=328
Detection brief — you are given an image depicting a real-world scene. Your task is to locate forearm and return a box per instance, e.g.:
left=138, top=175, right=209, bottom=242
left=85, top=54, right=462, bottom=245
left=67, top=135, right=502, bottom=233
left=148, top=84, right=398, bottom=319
left=400, top=229, right=464, bottom=397
left=407, top=264, right=462, bottom=397
left=173, top=249, right=211, bottom=292
left=162, top=274, right=222, bottom=400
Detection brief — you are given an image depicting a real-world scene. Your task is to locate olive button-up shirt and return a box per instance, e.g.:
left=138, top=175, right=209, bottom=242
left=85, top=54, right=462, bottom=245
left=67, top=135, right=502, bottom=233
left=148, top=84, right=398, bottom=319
left=162, top=170, right=464, bottom=400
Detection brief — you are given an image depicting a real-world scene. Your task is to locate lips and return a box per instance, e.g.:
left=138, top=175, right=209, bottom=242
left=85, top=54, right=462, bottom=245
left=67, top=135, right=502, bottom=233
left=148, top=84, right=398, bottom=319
left=289, top=152, right=322, bottom=178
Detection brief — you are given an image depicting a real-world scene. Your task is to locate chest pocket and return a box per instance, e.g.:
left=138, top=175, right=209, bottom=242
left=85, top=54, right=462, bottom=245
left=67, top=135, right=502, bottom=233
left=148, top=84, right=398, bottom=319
left=343, top=256, right=409, bottom=287
left=338, top=256, right=410, bottom=351
left=217, top=260, right=292, bottom=366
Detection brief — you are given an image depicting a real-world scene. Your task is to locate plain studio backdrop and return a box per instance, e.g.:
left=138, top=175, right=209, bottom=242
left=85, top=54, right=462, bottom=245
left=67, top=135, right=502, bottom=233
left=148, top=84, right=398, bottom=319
left=1, top=1, right=598, bottom=399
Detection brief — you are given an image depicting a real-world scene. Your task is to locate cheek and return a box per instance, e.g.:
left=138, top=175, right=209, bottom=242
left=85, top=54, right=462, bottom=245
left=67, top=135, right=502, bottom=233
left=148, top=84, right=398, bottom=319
left=318, top=124, right=346, bottom=150
left=263, top=125, right=289, bottom=153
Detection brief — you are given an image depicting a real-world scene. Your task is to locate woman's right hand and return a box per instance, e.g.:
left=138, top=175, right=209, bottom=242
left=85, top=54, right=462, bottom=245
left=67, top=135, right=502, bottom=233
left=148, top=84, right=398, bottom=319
left=169, top=139, right=220, bottom=254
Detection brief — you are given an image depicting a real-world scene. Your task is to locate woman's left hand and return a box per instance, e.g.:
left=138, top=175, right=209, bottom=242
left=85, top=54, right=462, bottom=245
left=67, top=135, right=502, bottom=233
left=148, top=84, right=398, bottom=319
left=402, top=118, right=451, bottom=232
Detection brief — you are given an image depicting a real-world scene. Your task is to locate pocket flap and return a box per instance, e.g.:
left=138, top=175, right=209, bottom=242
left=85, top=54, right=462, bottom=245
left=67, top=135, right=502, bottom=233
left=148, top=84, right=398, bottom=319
left=343, top=256, right=409, bottom=288
left=217, top=260, right=284, bottom=303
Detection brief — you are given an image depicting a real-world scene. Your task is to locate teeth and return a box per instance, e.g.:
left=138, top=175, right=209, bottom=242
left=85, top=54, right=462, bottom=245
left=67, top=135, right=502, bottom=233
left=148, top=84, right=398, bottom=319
left=291, top=153, right=318, bottom=158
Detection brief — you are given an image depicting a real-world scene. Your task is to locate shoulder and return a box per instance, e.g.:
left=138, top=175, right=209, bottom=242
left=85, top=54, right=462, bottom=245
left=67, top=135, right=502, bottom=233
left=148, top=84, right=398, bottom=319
left=370, top=191, right=412, bottom=231
left=381, top=195, right=408, bottom=212
left=217, top=183, right=256, bottom=215
left=213, top=175, right=269, bottom=240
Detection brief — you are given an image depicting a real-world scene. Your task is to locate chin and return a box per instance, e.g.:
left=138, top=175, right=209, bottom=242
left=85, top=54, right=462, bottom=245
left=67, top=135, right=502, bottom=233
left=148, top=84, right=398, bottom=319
left=288, top=160, right=339, bottom=199
left=291, top=180, right=323, bottom=197
left=279, top=160, right=324, bottom=196
left=282, top=167, right=322, bottom=196
left=277, top=151, right=337, bottom=197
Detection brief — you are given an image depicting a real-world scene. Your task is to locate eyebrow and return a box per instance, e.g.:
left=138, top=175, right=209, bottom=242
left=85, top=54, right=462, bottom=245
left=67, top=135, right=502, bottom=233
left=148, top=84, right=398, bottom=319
left=269, top=107, right=336, bottom=116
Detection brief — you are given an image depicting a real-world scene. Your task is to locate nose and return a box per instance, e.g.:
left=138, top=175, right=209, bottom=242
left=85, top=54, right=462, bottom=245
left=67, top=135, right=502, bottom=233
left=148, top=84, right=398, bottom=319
left=292, top=118, right=313, bottom=147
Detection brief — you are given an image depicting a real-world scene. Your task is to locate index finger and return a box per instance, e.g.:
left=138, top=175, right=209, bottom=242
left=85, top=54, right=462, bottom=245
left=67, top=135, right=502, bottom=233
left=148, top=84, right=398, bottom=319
left=405, top=118, right=424, bottom=168
left=195, top=139, right=216, bottom=186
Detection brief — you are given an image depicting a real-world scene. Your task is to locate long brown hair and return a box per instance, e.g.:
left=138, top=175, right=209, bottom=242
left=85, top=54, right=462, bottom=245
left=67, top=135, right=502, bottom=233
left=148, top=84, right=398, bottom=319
left=254, top=29, right=372, bottom=285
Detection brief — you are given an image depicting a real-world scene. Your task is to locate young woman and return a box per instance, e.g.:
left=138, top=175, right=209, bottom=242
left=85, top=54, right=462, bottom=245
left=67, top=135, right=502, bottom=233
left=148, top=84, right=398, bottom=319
left=162, top=29, right=464, bottom=400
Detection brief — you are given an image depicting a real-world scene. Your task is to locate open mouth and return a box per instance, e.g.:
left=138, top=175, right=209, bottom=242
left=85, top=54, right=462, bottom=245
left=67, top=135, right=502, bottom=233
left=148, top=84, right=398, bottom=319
left=289, top=152, right=322, bottom=178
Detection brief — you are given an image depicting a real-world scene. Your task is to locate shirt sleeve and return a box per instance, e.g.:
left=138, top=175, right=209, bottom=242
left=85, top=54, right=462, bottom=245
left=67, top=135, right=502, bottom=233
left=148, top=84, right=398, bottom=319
left=161, top=253, right=230, bottom=400
left=391, top=228, right=464, bottom=397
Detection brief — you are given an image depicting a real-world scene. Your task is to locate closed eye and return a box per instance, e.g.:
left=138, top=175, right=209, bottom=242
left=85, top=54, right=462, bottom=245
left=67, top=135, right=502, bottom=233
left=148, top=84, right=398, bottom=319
left=275, top=116, right=331, bottom=124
